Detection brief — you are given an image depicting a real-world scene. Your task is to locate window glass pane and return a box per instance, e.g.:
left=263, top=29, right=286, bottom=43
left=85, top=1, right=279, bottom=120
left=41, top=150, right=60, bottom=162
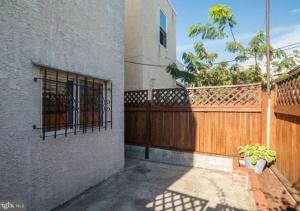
left=44, top=79, right=73, bottom=132
left=79, top=81, right=101, bottom=129
left=40, top=68, right=110, bottom=138
left=160, top=28, right=167, bottom=48
left=160, top=10, right=167, bottom=32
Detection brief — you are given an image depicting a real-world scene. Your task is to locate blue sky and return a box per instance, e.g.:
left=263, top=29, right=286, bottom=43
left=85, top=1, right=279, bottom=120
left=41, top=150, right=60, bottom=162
left=172, top=0, right=300, bottom=63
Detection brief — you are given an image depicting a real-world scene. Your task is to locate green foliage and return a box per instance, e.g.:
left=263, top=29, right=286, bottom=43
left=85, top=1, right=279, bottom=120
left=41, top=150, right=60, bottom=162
left=188, top=4, right=236, bottom=41
left=227, top=31, right=300, bottom=75
left=239, top=144, right=276, bottom=165
left=188, top=23, right=226, bottom=40
left=272, top=50, right=300, bottom=73
left=208, top=4, right=236, bottom=30
left=166, top=63, right=196, bottom=84
left=168, top=4, right=300, bottom=87
left=166, top=41, right=264, bottom=86
left=225, top=41, right=245, bottom=54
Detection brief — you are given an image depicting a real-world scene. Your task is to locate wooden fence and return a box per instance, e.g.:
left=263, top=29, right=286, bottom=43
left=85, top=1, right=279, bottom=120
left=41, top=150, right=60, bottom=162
left=125, top=83, right=266, bottom=157
left=125, top=72, right=300, bottom=191
left=271, top=68, right=300, bottom=191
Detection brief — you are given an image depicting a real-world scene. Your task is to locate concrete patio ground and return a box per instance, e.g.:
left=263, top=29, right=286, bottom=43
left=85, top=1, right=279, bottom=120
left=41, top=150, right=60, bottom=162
left=54, top=159, right=254, bottom=211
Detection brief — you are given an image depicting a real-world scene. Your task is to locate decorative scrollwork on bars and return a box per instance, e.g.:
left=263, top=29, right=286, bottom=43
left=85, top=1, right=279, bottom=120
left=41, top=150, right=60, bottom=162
left=33, top=67, right=112, bottom=139
left=103, top=98, right=111, bottom=112
left=124, top=90, right=148, bottom=105
left=276, top=69, right=300, bottom=106
left=152, top=83, right=261, bottom=107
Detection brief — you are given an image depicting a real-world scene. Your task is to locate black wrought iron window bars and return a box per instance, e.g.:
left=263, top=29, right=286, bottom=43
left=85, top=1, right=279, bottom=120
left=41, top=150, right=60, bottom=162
left=33, top=67, right=112, bottom=139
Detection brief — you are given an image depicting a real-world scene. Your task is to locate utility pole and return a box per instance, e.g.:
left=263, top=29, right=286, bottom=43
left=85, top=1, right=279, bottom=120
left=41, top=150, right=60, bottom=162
left=266, top=0, right=271, bottom=148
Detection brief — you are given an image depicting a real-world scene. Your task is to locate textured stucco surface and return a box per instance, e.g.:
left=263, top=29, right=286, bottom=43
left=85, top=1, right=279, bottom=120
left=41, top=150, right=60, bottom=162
left=0, top=1, right=124, bottom=210
left=125, top=0, right=177, bottom=91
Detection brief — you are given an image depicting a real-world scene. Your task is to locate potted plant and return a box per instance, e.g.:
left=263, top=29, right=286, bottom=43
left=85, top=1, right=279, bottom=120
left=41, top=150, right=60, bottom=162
left=238, top=144, right=276, bottom=174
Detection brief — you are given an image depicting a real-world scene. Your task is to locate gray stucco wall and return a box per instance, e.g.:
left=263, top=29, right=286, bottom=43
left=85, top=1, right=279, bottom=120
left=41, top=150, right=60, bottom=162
left=0, top=1, right=124, bottom=210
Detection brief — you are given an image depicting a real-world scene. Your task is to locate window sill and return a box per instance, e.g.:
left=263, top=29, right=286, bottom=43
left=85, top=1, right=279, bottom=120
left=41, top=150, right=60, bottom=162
left=160, top=44, right=167, bottom=49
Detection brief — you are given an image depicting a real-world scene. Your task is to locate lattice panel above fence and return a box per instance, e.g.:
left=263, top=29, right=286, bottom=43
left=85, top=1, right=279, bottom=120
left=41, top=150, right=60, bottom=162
left=276, top=69, right=300, bottom=106
left=125, top=90, right=148, bottom=105
left=152, top=83, right=261, bottom=107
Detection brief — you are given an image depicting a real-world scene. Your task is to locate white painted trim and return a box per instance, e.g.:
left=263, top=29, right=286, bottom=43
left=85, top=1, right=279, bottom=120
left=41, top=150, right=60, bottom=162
left=167, top=0, right=176, bottom=15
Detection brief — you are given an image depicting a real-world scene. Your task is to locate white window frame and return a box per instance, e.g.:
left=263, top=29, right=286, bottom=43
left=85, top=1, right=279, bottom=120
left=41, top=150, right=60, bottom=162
left=159, top=9, right=168, bottom=48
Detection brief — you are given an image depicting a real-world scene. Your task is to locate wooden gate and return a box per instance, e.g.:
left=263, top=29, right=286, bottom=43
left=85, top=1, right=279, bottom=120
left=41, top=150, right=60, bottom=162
left=125, top=83, right=266, bottom=157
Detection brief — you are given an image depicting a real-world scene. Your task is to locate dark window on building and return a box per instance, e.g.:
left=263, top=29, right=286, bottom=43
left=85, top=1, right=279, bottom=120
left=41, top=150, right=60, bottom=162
left=160, top=10, right=167, bottom=48
left=35, top=68, right=112, bottom=139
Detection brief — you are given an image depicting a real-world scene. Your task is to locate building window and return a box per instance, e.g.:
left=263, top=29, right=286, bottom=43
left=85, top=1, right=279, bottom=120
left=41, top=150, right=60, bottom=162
left=34, top=67, right=112, bottom=139
left=160, top=10, right=167, bottom=48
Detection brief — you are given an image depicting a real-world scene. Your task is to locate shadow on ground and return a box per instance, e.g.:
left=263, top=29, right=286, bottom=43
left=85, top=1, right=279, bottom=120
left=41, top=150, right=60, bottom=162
left=53, top=159, right=253, bottom=211
left=254, top=169, right=300, bottom=211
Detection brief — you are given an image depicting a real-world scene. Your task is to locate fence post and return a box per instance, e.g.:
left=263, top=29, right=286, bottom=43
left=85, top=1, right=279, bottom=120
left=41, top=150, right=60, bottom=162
left=145, top=100, right=151, bottom=159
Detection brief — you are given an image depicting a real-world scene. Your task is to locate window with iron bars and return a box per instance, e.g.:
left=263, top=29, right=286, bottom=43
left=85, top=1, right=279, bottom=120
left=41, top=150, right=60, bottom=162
left=33, top=67, right=112, bottom=139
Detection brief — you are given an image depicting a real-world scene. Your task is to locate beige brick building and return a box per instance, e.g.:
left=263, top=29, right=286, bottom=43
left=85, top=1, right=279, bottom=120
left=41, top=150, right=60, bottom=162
left=125, top=0, right=177, bottom=91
